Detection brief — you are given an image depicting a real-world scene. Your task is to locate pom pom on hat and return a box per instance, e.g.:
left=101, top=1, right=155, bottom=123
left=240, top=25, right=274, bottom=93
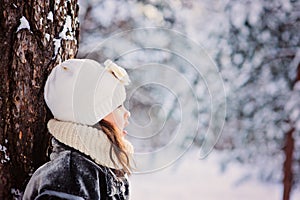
left=44, top=59, right=130, bottom=125
left=104, top=59, right=130, bottom=85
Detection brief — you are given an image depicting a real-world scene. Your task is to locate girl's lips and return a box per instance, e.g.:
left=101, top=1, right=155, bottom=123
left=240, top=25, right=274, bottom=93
left=122, top=130, right=128, bottom=136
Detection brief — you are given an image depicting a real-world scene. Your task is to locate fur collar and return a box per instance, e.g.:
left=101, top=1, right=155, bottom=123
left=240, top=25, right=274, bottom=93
left=47, top=119, right=134, bottom=170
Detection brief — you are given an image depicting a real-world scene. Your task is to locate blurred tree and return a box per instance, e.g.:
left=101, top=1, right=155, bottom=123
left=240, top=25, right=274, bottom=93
left=0, top=0, right=79, bottom=199
left=77, top=0, right=197, bottom=149
left=215, top=0, right=300, bottom=199
left=76, top=0, right=224, bottom=170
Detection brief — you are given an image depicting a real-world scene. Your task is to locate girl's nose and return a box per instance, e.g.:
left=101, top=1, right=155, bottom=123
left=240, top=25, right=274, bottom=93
left=125, top=109, right=130, bottom=119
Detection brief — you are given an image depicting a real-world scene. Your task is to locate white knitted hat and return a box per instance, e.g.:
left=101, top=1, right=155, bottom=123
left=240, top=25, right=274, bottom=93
left=44, top=59, right=130, bottom=125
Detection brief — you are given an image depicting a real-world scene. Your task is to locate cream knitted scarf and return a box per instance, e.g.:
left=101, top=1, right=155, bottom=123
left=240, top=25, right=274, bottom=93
left=47, top=119, right=134, bottom=170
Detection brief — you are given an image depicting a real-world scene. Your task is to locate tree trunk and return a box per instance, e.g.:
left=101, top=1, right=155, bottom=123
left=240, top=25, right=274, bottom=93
left=283, top=128, right=295, bottom=200
left=0, top=0, right=79, bottom=199
left=282, top=63, right=299, bottom=200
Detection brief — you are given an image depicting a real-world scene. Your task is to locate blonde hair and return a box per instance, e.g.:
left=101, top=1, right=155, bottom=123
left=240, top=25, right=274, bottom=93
left=98, top=119, right=132, bottom=175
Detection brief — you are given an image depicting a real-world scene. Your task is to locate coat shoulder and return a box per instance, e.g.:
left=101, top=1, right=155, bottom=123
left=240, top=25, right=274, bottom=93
left=23, top=150, right=105, bottom=199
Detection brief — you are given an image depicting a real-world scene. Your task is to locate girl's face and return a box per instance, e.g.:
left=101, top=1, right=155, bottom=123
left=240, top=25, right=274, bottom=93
left=103, top=105, right=130, bottom=136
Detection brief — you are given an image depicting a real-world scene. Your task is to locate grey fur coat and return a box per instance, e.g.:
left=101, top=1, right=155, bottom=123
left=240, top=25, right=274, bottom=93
left=23, top=138, right=130, bottom=200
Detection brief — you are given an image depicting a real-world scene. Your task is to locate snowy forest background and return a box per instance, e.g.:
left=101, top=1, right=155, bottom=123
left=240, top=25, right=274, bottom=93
left=1, top=0, right=297, bottom=199
left=74, top=0, right=300, bottom=199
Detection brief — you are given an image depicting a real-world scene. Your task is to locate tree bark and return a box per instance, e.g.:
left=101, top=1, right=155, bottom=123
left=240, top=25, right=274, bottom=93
left=283, top=128, right=295, bottom=200
left=0, top=0, right=79, bottom=199
left=282, top=63, right=300, bottom=200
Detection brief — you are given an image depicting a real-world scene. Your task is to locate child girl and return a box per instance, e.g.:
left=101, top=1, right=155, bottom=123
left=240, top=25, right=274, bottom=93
left=23, top=59, right=134, bottom=200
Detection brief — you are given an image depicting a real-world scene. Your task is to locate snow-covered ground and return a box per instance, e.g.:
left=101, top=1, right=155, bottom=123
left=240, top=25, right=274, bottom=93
left=130, top=148, right=299, bottom=200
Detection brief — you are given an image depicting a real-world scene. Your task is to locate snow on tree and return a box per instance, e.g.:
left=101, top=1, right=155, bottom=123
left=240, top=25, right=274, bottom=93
left=214, top=0, right=300, bottom=199
left=77, top=1, right=300, bottom=199
left=77, top=0, right=226, bottom=172
left=0, top=1, right=79, bottom=199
